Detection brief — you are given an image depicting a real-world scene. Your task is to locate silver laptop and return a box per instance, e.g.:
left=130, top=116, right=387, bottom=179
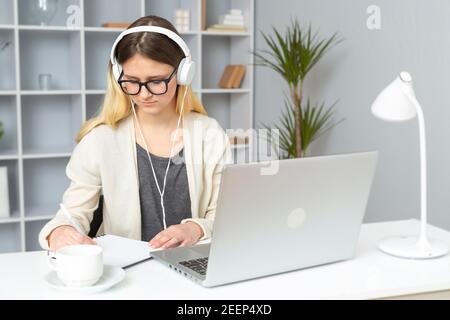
left=151, top=151, right=378, bottom=287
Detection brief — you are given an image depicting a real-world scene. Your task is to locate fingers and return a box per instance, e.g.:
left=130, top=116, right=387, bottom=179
left=149, top=225, right=200, bottom=249
left=161, top=236, right=182, bottom=249
left=150, top=227, right=183, bottom=249
left=51, top=232, right=96, bottom=251
left=149, top=233, right=170, bottom=249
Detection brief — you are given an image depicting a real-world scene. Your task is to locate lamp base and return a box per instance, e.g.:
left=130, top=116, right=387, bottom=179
left=378, top=236, right=449, bottom=259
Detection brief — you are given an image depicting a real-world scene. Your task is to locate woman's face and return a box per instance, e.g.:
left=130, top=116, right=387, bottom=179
left=121, top=53, right=178, bottom=116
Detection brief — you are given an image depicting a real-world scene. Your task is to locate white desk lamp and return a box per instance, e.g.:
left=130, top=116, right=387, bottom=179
left=371, top=71, right=449, bottom=259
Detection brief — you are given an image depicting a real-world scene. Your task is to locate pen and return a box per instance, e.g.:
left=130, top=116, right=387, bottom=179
left=59, top=203, right=85, bottom=235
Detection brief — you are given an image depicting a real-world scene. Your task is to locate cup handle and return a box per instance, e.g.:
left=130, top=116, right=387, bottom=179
left=47, top=251, right=58, bottom=271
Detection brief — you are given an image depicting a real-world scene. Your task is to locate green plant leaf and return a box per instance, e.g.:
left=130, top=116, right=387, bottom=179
left=260, top=97, right=344, bottom=159
left=252, top=19, right=342, bottom=84
left=0, top=121, right=3, bottom=141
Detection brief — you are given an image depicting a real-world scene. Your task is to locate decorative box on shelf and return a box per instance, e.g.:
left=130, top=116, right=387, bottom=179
left=174, top=9, right=190, bottom=33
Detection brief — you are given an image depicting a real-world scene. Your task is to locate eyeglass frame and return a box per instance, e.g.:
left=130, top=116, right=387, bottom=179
left=117, top=67, right=178, bottom=96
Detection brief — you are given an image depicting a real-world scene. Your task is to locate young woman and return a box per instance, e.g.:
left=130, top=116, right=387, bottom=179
left=39, top=16, right=231, bottom=251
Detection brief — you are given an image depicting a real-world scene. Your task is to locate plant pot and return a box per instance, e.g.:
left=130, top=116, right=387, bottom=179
left=0, top=166, right=10, bottom=218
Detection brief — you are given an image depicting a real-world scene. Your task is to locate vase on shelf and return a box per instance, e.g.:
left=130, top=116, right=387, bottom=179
left=29, top=0, right=58, bottom=26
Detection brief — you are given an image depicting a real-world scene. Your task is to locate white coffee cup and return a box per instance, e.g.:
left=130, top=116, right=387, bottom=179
left=48, top=244, right=104, bottom=287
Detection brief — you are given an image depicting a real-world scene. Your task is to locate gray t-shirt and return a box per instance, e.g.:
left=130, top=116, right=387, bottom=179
left=137, top=143, right=192, bottom=242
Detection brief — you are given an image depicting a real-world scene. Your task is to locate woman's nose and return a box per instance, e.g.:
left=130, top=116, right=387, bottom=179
left=139, top=85, right=153, bottom=99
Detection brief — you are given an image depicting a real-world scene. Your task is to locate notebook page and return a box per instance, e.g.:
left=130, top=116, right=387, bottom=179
left=95, top=235, right=151, bottom=268
left=95, top=234, right=212, bottom=268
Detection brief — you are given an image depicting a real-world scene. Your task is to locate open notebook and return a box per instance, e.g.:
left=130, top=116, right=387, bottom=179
left=95, top=234, right=210, bottom=269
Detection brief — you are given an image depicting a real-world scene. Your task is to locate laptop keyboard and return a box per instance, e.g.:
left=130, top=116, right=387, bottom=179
left=179, top=257, right=209, bottom=275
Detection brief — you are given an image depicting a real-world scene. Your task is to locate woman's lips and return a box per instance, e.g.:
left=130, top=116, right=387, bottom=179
left=141, top=101, right=157, bottom=106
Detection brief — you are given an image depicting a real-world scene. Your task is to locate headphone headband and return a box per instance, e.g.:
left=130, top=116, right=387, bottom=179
left=110, top=26, right=191, bottom=64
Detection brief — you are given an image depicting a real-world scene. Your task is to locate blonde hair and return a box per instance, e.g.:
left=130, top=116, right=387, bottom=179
left=76, top=64, right=207, bottom=143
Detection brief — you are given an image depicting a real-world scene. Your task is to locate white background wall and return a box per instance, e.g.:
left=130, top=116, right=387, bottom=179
left=254, top=0, right=450, bottom=230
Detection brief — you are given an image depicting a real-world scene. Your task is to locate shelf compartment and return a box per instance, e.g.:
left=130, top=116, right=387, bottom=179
left=21, top=95, right=81, bottom=155
left=201, top=92, right=252, bottom=131
left=18, top=0, right=81, bottom=27
left=0, top=223, right=21, bottom=253
left=145, top=0, right=199, bottom=32
left=0, top=29, right=16, bottom=90
left=204, top=0, right=251, bottom=31
left=19, top=29, right=81, bottom=91
left=229, top=91, right=252, bottom=131
left=85, top=32, right=117, bottom=90
left=86, top=94, right=104, bottom=120
left=0, top=95, right=18, bottom=156
left=23, top=158, right=69, bottom=218
left=26, top=219, right=51, bottom=251
left=201, top=93, right=230, bottom=129
left=84, top=0, right=141, bottom=28
left=0, top=160, right=20, bottom=221
left=0, top=0, right=14, bottom=25
left=201, top=36, right=252, bottom=90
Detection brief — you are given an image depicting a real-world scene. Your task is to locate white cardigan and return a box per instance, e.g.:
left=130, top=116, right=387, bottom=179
left=39, top=111, right=232, bottom=250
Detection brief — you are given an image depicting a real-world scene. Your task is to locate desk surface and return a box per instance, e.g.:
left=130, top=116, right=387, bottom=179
left=1, top=219, right=450, bottom=300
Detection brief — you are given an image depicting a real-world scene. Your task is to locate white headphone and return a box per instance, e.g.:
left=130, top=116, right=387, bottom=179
left=110, top=26, right=196, bottom=86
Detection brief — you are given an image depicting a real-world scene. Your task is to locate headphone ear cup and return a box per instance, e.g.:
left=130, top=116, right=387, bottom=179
left=112, top=63, right=122, bottom=81
left=177, top=58, right=195, bottom=86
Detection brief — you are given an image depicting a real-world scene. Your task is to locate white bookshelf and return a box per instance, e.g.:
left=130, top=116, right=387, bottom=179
left=0, top=0, right=254, bottom=253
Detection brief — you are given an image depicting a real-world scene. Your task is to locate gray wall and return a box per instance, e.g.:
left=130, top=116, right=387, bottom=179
left=254, top=0, right=450, bottom=230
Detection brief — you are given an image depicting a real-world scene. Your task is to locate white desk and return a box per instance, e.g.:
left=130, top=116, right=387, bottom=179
left=1, top=219, right=450, bottom=300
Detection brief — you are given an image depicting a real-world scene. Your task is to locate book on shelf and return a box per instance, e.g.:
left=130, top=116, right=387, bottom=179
left=218, top=65, right=234, bottom=88
left=220, top=14, right=245, bottom=27
left=201, top=0, right=206, bottom=30
left=221, top=19, right=244, bottom=26
left=101, top=22, right=131, bottom=29
left=215, top=8, right=246, bottom=30
left=232, top=65, right=246, bottom=88
left=206, top=24, right=247, bottom=33
left=218, top=65, right=246, bottom=89
left=223, top=14, right=244, bottom=21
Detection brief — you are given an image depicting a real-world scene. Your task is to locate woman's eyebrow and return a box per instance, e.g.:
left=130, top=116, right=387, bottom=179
left=124, top=73, right=167, bottom=80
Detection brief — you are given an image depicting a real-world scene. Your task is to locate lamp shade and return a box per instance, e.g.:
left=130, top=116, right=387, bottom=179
left=371, top=72, right=417, bottom=122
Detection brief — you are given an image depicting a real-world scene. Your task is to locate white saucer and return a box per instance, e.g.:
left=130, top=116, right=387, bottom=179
left=44, top=265, right=125, bottom=294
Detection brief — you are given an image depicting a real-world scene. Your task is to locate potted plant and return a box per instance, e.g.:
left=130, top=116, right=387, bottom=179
left=252, top=19, right=344, bottom=158
left=0, top=120, right=10, bottom=218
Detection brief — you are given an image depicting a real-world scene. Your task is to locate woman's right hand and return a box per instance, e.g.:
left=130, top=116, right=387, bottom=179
left=47, top=225, right=96, bottom=251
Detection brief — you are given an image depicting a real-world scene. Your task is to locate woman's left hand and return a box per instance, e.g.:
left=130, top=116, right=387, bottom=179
left=149, top=222, right=204, bottom=249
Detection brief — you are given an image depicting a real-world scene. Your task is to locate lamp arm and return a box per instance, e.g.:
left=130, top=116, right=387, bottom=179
left=404, top=91, right=430, bottom=249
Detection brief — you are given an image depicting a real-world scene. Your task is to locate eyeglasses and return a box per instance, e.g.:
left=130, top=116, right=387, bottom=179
left=118, top=68, right=177, bottom=96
